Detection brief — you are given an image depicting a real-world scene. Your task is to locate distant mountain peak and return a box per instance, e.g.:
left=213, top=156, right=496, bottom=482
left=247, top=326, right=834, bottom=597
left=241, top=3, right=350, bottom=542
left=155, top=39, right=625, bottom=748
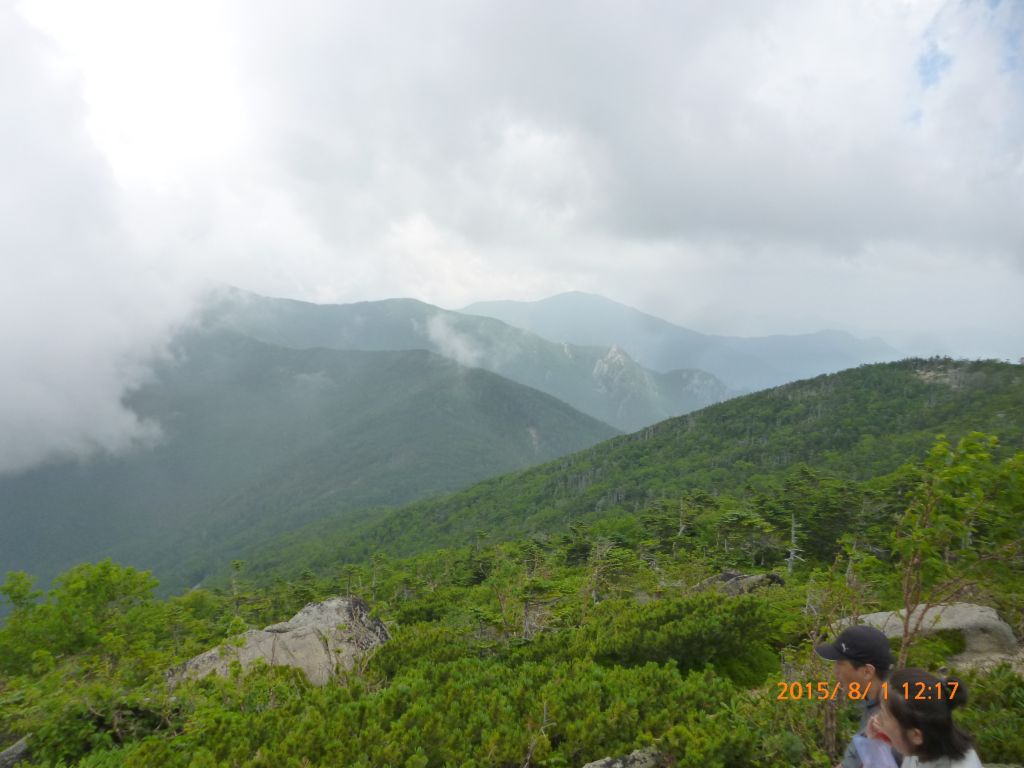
left=542, top=290, right=623, bottom=304
left=467, top=291, right=652, bottom=317
left=199, top=288, right=726, bottom=433
left=461, top=294, right=901, bottom=391
left=601, top=344, right=632, bottom=365
left=592, top=344, right=651, bottom=400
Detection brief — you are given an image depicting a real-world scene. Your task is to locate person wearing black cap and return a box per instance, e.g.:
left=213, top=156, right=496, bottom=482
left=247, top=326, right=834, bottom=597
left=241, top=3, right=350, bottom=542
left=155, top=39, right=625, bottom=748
left=816, top=625, right=902, bottom=768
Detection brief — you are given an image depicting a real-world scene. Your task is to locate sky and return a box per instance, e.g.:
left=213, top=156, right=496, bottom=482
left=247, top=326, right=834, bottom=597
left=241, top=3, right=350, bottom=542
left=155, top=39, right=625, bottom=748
left=2, top=0, right=1023, bottom=475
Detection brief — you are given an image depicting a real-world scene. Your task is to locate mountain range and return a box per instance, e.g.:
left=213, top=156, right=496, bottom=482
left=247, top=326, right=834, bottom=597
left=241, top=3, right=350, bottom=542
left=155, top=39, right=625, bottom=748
left=463, top=292, right=902, bottom=391
left=235, top=357, right=1024, bottom=580
left=205, top=288, right=730, bottom=432
left=0, top=329, right=617, bottom=591
left=0, top=288, right=936, bottom=592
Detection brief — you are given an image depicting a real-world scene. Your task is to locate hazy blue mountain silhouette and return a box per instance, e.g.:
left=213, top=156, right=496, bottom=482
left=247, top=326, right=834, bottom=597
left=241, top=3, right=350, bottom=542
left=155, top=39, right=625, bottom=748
left=205, top=288, right=730, bottom=431
left=462, top=292, right=901, bottom=391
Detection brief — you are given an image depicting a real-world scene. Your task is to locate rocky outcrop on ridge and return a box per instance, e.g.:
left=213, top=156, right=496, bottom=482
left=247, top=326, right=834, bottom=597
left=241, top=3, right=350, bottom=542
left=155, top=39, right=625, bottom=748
left=169, top=597, right=389, bottom=687
left=695, top=570, right=786, bottom=596
left=848, top=603, right=1018, bottom=661
left=581, top=746, right=664, bottom=768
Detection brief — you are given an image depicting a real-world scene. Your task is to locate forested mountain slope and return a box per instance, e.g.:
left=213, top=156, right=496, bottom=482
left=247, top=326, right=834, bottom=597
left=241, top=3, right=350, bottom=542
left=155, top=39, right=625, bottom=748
left=3, top=362, right=1023, bottom=768
left=0, top=330, right=618, bottom=591
left=242, top=358, right=1024, bottom=576
left=205, top=288, right=729, bottom=431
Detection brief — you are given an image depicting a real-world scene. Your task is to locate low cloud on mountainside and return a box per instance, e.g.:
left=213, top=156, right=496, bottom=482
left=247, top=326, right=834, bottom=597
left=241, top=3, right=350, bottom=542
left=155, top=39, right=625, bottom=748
left=0, top=5, right=201, bottom=475
left=1, top=0, right=1022, bottom=475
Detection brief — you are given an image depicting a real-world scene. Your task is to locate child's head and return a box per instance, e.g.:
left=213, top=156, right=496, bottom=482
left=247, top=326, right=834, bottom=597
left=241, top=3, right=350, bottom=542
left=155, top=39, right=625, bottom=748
left=876, top=667, right=974, bottom=761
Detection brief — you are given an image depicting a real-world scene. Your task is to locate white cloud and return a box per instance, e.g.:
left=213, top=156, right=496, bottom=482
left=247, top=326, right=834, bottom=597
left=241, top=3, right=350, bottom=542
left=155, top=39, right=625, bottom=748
left=424, top=314, right=484, bottom=370
left=205, top=0, right=1022, bottom=275
left=3, top=0, right=1023, bottom=474
left=0, top=4, right=205, bottom=474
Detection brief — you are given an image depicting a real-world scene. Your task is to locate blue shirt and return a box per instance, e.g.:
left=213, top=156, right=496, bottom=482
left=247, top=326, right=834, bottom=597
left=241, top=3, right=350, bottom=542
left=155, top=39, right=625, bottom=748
left=842, top=697, right=903, bottom=768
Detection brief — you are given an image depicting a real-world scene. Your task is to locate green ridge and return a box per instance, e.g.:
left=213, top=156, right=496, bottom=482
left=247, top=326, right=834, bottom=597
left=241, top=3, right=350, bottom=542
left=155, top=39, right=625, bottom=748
left=0, top=330, right=618, bottom=592
left=241, top=357, right=1024, bottom=578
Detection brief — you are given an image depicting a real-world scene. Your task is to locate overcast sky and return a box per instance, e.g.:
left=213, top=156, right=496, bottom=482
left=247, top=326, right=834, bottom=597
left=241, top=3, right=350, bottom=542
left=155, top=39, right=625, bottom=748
left=2, top=0, right=1023, bottom=474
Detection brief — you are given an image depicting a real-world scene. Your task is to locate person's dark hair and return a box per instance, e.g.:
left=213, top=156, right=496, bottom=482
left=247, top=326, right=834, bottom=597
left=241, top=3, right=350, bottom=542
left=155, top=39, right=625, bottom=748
left=850, top=658, right=893, bottom=681
left=885, top=667, right=974, bottom=762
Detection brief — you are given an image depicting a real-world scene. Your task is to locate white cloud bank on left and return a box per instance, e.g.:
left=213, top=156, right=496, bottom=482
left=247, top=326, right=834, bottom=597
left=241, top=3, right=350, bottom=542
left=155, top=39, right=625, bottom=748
left=3, top=0, right=1023, bottom=475
left=0, top=4, right=205, bottom=475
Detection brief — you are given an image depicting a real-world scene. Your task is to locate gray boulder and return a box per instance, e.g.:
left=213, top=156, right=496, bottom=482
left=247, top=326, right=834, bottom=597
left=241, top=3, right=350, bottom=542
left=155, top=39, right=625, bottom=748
left=695, top=570, right=785, bottom=596
left=581, top=746, right=663, bottom=768
left=0, top=737, right=29, bottom=768
left=170, top=597, right=390, bottom=687
left=849, top=603, right=1018, bottom=657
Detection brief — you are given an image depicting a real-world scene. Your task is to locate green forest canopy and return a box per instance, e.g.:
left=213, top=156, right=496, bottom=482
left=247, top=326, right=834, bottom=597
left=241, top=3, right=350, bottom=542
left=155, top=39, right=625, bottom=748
left=2, top=429, right=1022, bottom=767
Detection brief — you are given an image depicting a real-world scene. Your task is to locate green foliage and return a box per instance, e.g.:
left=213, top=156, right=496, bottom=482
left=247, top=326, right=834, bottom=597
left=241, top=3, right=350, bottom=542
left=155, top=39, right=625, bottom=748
left=890, top=630, right=967, bottom=670
left=1, top=329, right=619, bottom=597
left=577, top=595, right=780, bottom=686
left=957, top=664, right=1024, bottom=762
left=240, top=358, right=1024, bottom=583
left=0, top=572, right=41, bottom=613
left=0, top=561, right=159, bottom=676
left=889, top=432, right=1024, bottom=664
left=2, top=432, right=1023, bottom=767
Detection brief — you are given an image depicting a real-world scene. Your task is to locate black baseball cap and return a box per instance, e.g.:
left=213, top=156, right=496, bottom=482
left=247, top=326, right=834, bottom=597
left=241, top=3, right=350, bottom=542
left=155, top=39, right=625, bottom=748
left=815, top=625, right=894, bottom=671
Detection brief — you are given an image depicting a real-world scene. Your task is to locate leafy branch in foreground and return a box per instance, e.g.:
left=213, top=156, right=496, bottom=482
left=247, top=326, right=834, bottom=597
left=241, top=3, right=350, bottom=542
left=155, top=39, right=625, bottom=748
left=889, top=433, right=1024, bottom=666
